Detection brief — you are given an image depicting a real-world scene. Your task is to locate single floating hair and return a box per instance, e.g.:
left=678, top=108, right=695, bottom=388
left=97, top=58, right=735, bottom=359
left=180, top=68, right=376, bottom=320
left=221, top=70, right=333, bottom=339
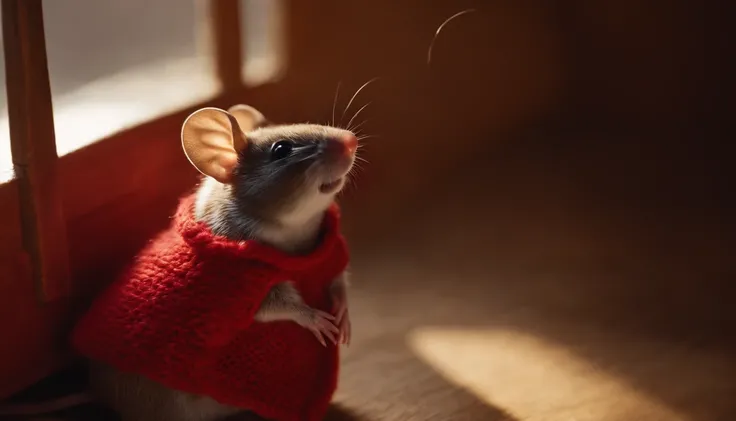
left=427, top=9, right=478, bottom=66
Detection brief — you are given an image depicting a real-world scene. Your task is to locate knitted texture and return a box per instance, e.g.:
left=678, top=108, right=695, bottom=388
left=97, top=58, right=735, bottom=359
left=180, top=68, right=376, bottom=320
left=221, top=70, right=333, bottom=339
left=70, top=193, right=350, bottom=421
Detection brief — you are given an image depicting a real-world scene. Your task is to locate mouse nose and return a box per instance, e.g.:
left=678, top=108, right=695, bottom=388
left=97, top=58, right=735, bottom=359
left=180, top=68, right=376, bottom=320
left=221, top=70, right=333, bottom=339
left=341, top=132, right=358, bottom=155
left=325, top=132, right=358, bottom=156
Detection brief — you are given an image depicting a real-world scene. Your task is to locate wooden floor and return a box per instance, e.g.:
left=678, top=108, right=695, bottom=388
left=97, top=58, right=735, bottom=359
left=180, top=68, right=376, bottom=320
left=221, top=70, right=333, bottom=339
left=334, top=128, right=735, bottom=421
left=8, top=128, right=736, bottom=421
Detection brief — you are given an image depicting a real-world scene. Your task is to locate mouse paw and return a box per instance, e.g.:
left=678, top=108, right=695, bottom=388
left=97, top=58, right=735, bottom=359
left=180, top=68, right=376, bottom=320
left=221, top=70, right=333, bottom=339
left=297, top=307, right=339, bottom=347
left=331, top=290, right=351, bottom=346
left=338, top=309, right=351, bottom=346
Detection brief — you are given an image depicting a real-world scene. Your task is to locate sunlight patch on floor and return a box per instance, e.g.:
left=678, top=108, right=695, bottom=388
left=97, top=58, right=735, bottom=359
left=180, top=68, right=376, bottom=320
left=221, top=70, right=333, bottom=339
left=407, top=327, right=687, bottom=421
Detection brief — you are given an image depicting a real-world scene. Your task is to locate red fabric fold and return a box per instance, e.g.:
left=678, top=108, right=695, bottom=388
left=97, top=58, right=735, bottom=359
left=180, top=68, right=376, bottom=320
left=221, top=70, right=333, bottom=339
left=71, top=193, right=350, bottom=421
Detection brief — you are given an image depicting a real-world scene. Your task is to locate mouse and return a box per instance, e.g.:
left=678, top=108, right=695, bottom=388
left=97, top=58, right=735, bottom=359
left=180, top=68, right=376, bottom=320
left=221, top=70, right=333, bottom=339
left=0, top=104, right=359, bottom=421
left=182, top=104, right=355, bottom=347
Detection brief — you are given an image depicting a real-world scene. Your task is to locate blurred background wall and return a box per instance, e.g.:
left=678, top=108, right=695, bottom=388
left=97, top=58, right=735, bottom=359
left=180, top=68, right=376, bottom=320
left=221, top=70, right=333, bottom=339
left=1, top=0, right=731, bottom=206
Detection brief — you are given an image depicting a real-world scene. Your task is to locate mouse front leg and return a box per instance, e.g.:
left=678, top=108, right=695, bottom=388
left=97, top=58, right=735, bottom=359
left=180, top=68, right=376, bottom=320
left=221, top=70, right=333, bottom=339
left=255, top=282, right=339, bottom=346
left=330, top=272, right=351, bottom=346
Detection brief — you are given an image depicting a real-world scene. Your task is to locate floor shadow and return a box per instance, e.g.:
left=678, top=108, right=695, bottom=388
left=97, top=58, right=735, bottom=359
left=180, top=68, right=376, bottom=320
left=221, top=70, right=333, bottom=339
left=335, top=332, right=517, bottom=421
left=2, top=351, right=515, bottom=421
left=322, top=403, right=365, bottom=421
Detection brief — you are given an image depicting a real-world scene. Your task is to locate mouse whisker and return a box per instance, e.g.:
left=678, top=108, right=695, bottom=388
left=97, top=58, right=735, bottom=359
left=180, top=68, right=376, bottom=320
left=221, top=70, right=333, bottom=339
left=294, top=154, right=320, bottom=164
left=341, top=77, right=379, bottom=126
left=355, top=146, right=367, bottom=156
left=341, top=170, right=359, bottom=195
left=349, top=166, right=365, bottom=179
left=350, top=119, right=369, bottom=134
left=356, top=135, right=379, bottom=142
left=350, top=152, right=368, bottom=173
left=331, top=81, right=342, bottom=127
left=346, top=102, right=371, bottom=132
left=289, top=150, right=321, bottom=165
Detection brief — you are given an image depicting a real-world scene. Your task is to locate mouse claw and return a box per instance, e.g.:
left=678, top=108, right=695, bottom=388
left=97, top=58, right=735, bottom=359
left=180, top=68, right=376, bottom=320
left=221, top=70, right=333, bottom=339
left=331, top=290, right=351, bottom=346
left=332, top=292, right=347, bottom=322
left=300, top=307, right=339, bottom=346
left=339, top=310, right=351, bottom=346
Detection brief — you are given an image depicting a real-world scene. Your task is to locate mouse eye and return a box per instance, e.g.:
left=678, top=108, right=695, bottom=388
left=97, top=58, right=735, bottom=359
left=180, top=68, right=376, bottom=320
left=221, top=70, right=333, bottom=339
left=270, top=140, right=293, bottom=161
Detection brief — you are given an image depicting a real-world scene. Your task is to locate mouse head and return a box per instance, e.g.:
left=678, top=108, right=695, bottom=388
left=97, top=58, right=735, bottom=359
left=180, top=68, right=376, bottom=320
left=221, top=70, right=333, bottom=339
left=182, top=104, right=358, bottom=225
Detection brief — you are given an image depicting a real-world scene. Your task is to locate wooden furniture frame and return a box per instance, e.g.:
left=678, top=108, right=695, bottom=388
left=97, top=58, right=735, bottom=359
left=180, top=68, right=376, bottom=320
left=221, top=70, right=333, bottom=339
left=0, top=0, right=286, bottom=397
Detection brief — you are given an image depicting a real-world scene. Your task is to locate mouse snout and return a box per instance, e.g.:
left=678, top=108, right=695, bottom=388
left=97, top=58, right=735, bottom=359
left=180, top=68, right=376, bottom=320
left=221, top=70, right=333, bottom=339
left=323, top=132, right=358, bottom=157
left=315, top=131, right=357, bottom=194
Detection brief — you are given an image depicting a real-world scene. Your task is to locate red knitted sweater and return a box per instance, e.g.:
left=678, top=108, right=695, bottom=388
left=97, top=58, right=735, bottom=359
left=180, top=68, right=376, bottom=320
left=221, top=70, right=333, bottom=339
left=70, top=193, right=349, bottom=421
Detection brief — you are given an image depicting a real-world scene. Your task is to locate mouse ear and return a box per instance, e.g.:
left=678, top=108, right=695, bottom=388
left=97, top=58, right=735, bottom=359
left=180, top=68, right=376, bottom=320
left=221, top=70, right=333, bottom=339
left=181, top=107, right=247, bottom=184
left=227, top=104, right=269, bottom=133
